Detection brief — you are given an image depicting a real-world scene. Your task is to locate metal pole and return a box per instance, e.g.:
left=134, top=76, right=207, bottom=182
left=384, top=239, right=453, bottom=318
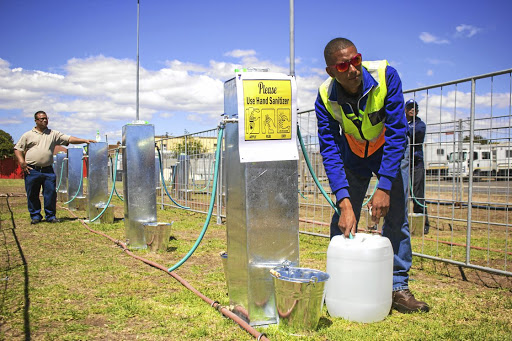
left=160, top=139, right=164, bottom=210
left=457, top=119, right=463, bottom=202
left=466, top=79, right=476, bottom=264
left=136, top=0, right=140, bottom=121
left=289, top=0, right=295, bottom=77
left=216, top=133, right=223, bottom=225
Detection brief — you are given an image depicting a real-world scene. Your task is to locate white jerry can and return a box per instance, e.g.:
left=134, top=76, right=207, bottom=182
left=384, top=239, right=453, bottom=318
left=325, top=233, right=393, bottom=323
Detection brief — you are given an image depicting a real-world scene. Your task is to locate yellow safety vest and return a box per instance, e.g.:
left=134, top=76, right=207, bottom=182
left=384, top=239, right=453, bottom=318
left=319, top=60, right=388, bottom=158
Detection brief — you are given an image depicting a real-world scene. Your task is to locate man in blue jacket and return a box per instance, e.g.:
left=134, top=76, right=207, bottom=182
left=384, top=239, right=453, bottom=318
left=315, top=37, right=429, bottom=313
left=406, top=99, right=430, bottom=234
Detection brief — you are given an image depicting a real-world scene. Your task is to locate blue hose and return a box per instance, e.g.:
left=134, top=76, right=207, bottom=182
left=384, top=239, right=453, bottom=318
left=156, top=146, right=190, bottom=209
left=64, top=158, right=84, bottom=204
left=297, top=126, right=340, bottom=215
left=90, top=149, right=120, bottom=223
left=409, top=176, right=428, bottom=208
left=167, top=125, right=224, bottom=272
left=108, top=155, right=124, bottom=201
left=298, top=126, right=362, bottom=238
left=55, top=158, right=66, bottom=192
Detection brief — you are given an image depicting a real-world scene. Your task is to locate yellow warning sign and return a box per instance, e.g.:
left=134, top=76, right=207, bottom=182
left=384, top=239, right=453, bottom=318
left=243, top=80, right=292, bottom=141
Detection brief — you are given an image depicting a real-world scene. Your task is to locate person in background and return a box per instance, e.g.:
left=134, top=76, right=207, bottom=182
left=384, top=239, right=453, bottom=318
left=406, top=99, right=430, bottom=234
left=315, top=37, right=429, bottom=313
left=14, top=111, right=95, bottom=224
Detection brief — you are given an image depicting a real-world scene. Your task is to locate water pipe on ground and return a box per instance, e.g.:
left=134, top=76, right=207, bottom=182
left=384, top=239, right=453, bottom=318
left=60, top=206, right=269, bottom=341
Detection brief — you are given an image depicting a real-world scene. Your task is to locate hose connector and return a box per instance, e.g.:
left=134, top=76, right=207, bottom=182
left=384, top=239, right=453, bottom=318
left=221, top=114, right=239, bottom=127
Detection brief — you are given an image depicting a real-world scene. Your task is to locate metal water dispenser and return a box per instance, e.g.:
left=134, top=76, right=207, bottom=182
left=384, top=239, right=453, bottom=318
left=122, top=123, right=157, bottom=249
left=224, top=71, right=300, bottom=326
left=86, top=142, right=114, bottom=223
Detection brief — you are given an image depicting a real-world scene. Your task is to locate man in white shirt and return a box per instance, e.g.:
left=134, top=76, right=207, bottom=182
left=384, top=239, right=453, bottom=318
left=14, top=111, right=95, bottom=224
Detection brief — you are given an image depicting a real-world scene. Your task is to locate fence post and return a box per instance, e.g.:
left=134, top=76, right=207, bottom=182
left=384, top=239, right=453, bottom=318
left=466, top=78, right=476, bottom=265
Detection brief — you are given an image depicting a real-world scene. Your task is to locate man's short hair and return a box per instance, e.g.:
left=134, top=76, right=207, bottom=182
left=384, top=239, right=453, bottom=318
left=324, top=38, right=355, bottom=65
left=34, top=111, right=46, bottom=119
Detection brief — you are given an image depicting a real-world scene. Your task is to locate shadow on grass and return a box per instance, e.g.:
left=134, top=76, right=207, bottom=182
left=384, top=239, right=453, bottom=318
left=317, top=316, right=333, bottom=330
left=49, top=216, right=75, bottom=223
left=2, top=195, right=31, bottom=340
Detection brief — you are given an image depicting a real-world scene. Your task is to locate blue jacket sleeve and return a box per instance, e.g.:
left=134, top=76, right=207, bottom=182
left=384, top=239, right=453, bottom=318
left=377, top=66, right=408, bottom=191
left=315, top=92, right=350, bottom=202
left=411, top=120, right=426, bottom=161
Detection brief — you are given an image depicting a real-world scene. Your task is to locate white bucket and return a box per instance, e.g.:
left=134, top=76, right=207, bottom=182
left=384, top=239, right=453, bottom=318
left=325, top=233, right=393, bottom=323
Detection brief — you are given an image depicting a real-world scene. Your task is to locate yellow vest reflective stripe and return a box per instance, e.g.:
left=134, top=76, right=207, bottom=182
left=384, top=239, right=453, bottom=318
left=319, top=60, right=389, bottom=157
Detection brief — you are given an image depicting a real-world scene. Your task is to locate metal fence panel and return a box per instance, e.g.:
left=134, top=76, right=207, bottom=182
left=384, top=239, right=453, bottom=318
left=156, top=129, right=223, bottom=217
left=157, top=69, right=512, bottom=276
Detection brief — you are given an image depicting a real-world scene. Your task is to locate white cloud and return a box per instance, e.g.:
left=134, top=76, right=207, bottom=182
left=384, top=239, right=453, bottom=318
left=419, top=32, right=450, bottom=44
left=224, top=49, right=256, bottom=58
left=427, top=70, right=433, bottom=76
left=426, top=58, right=454, bottom=66
left=455, top=24, right=481, bottom=38
left=1, top=117, right=22, bottom=124
left=0, top=53, right=322, bottom=140
left=186, top=113, right=202, bottom=122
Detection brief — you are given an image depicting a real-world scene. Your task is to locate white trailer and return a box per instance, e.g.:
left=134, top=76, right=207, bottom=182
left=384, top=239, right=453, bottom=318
left=442, top=143, right=512, bottom=179
left=422, top=142, right=512, bottom=179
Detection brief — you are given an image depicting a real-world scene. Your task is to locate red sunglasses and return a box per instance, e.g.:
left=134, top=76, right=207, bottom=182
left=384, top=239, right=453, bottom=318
left=329, top=53, right=362, bottom=72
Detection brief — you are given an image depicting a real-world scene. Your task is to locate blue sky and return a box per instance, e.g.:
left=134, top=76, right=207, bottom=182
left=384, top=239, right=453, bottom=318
left=1, top=0, right=511, bottom=143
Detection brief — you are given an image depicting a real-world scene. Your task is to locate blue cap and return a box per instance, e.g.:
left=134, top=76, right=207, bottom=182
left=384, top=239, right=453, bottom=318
left=405, top=99, right=419, bottom=110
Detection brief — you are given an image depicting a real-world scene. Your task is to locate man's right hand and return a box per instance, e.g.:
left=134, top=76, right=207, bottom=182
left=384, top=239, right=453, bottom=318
left=337, top=198, right=357, bottom=238
left=20, top=162, right=32, bottom=174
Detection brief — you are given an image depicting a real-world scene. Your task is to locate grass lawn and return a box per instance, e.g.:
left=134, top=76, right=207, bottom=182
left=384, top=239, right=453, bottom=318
left=1, top=179, right=511, bottom=340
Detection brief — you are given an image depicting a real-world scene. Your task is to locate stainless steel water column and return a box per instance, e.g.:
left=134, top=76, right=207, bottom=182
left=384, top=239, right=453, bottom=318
left=86, top=142, right=109, bottom=223
left=224, top=71, right=300, bottom=326
left=122, top=123, right=157, bottom=249
left=67, top=148, right=84, bottom=211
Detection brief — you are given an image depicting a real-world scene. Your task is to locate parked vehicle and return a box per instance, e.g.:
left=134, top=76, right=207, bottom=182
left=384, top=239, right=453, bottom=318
left=420, top=142, right=512, bottom=180
left=424, top=143, right=512, bottom=180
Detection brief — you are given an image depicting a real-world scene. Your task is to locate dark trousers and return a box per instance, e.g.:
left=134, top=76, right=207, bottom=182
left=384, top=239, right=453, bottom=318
left=24, top=167, right=57, bottom=221
left=330, top=161, right=413, bottom=291
left=411, top=164, right=429, bottom=231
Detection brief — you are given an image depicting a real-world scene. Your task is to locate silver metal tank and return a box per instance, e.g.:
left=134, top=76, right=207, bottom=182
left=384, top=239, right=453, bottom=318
left=87, top=142, right=109, bottom=223
left=224, top=72, right=300, bottom=326
left=225, top=122, right=299, bottom=325
left=122, top=123, right=157, bottom=249
left=67, top=148, right=84, bottom=211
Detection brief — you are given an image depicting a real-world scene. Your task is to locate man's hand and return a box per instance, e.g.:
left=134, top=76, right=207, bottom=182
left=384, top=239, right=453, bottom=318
left=69, top=137, right=97, bottom=144
left=367, top=188, right=390, bottom=224
left=14, top=150, right=30, bottom=174
left=20, top=162, right=32, bottom=174
left=337, top=198, right=357, bottom=238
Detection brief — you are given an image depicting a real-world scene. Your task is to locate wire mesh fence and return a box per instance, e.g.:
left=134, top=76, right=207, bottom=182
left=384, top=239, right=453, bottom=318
left=155, top=68, right=512, bottom=276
